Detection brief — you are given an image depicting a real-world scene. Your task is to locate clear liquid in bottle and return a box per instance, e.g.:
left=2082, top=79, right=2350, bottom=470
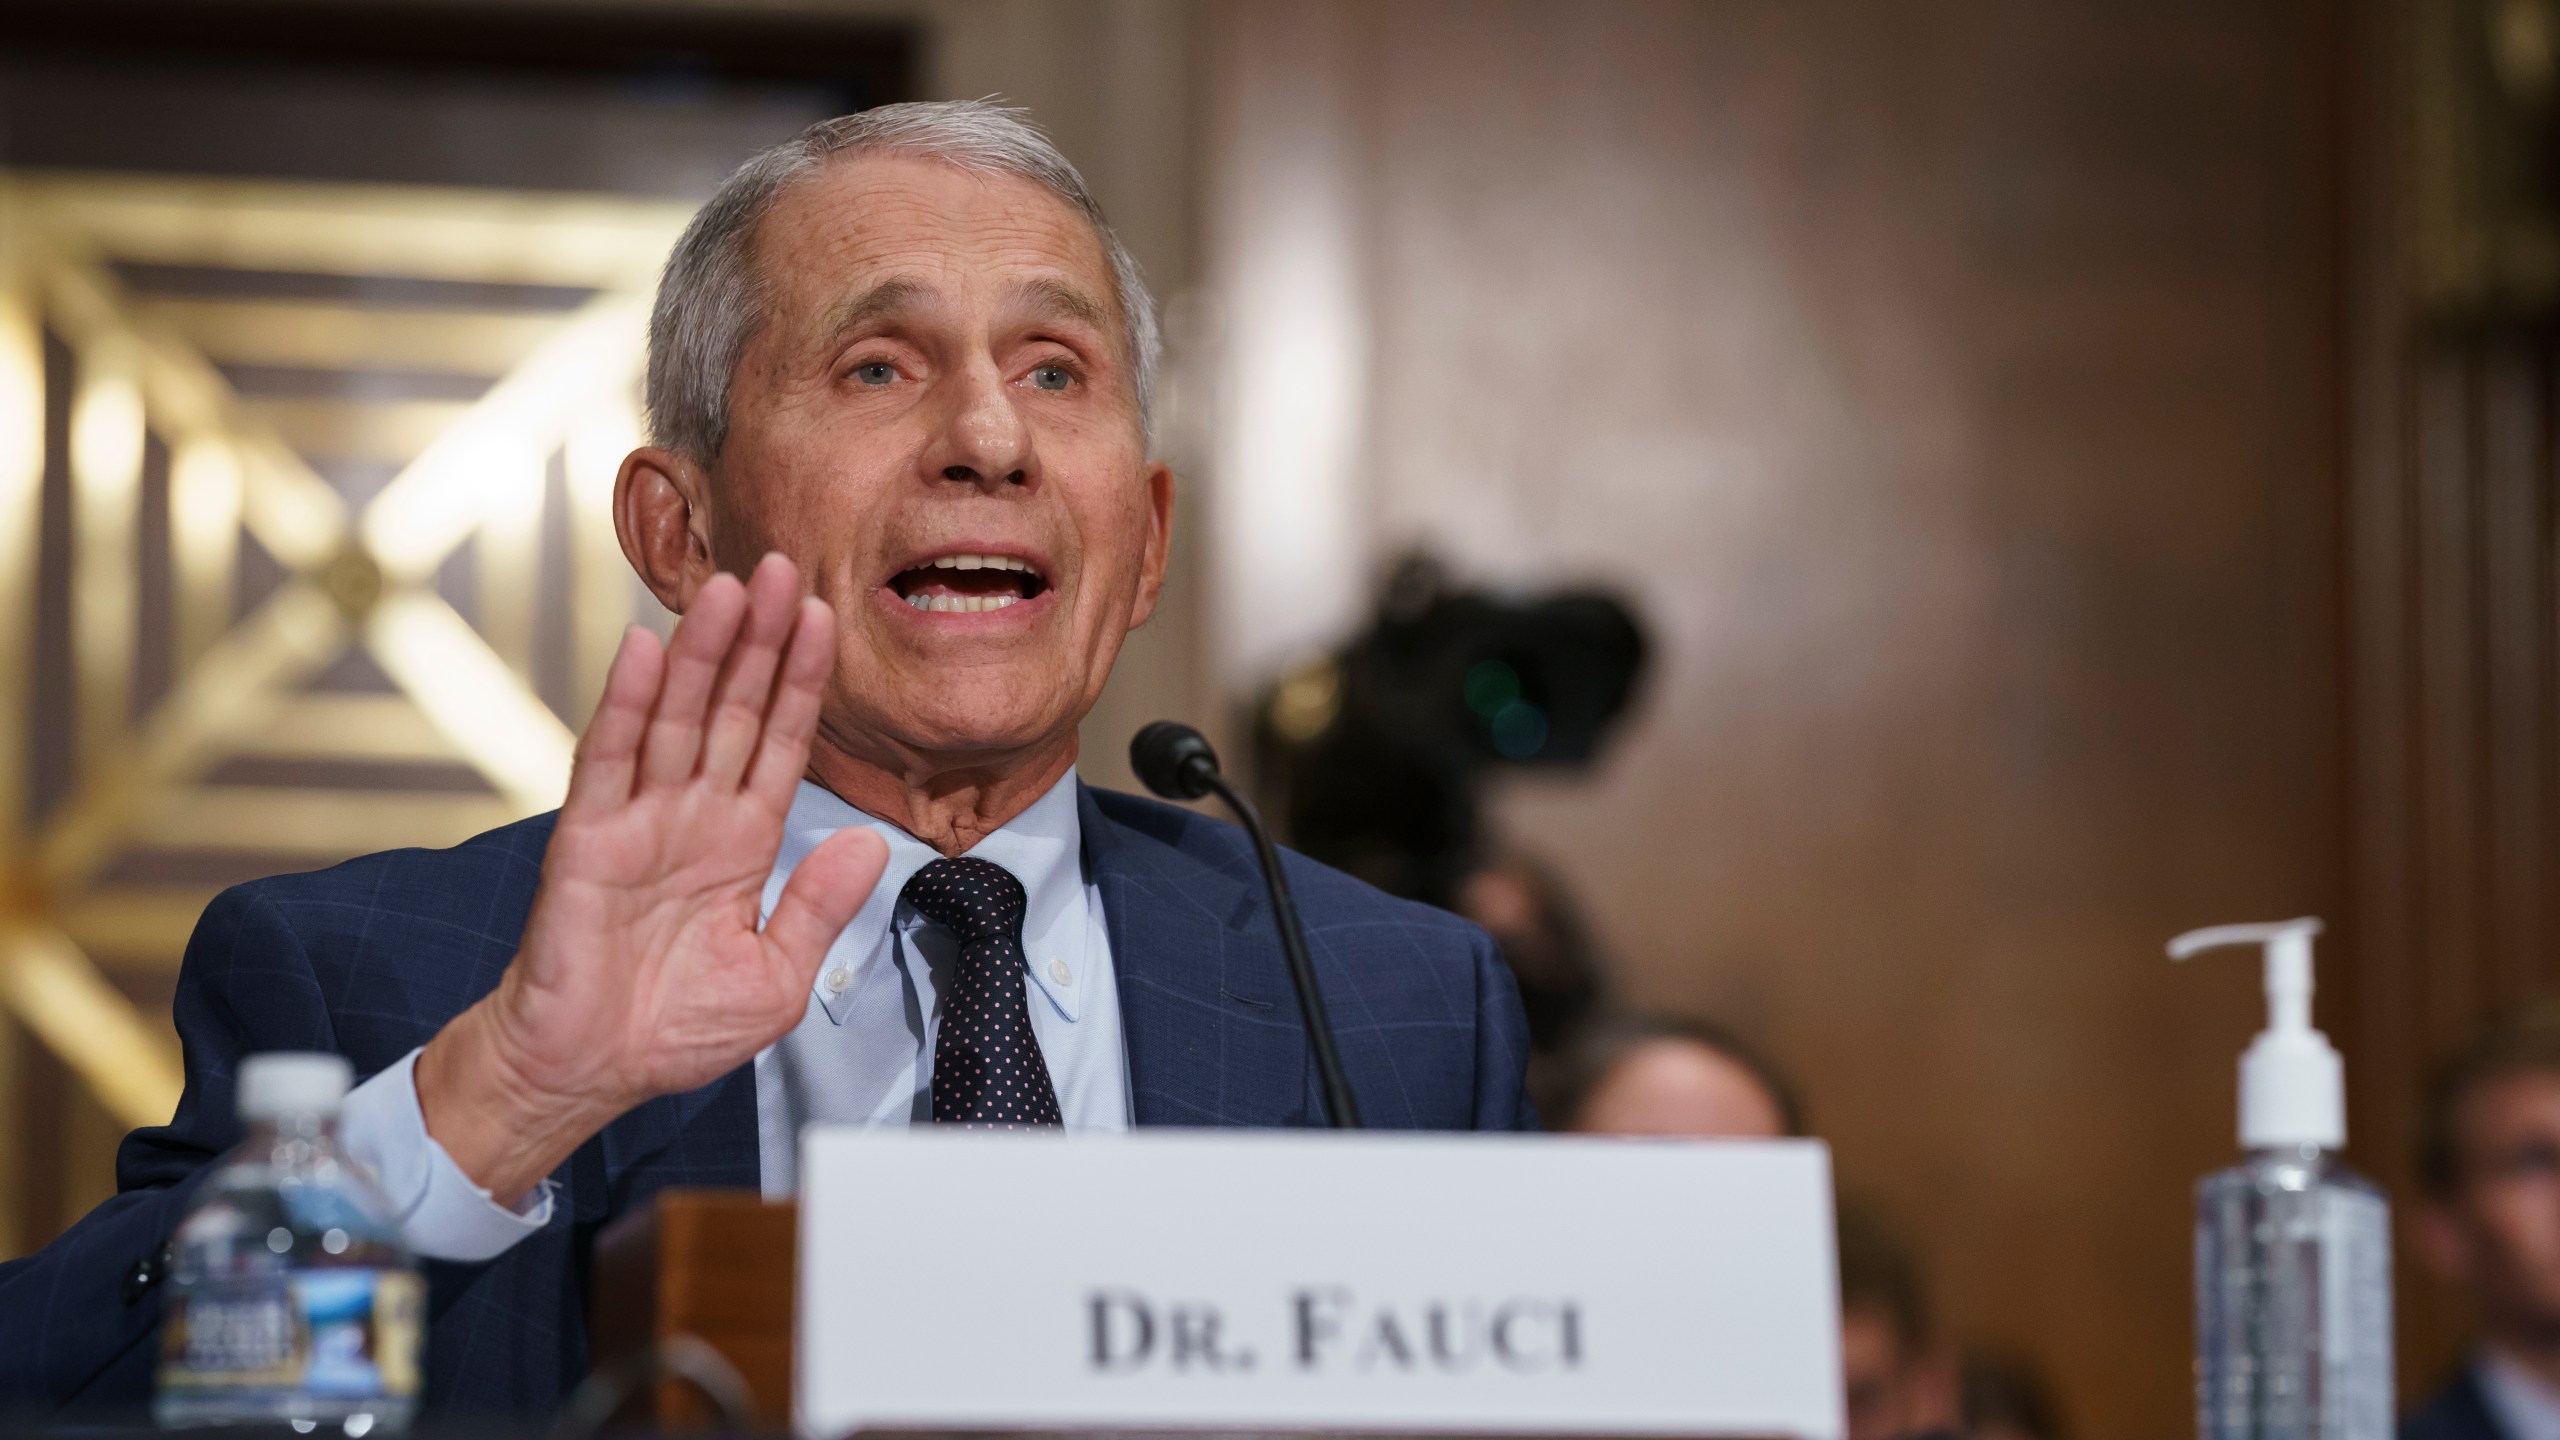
left=2195, top=1144, right=2392, bottom=1440
left=155, top=1054, right=421, bottom=1434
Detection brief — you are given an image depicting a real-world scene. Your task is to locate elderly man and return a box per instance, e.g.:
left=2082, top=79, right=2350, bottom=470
left=0, top=101, right=1533, bottom=1415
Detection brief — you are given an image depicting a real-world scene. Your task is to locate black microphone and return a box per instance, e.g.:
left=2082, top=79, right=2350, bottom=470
left=1130, top=721, right=1364, bottom=1129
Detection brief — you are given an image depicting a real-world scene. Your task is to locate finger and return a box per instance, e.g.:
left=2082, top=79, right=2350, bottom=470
left=563, top=626, right=662, bottom=815
left=743, top=595, right=838, bottom=809
left=763, top=826, right=890, bottom=979
left=699, top=553, right=801, bottom=786
left=637, top=570, right=748, bottom=789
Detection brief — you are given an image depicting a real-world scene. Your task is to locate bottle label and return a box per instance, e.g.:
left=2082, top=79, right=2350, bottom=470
left=162, top=1269, right=423, bottom=1400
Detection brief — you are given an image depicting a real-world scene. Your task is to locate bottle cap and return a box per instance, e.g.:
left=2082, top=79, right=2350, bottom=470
left=237, top=1052, right=353, bottom=1121
left=2168, top=917, right=2343, bottom=1150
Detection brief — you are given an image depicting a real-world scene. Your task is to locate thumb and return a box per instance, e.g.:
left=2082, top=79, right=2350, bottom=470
left=764, top=827, right=890, bottom=974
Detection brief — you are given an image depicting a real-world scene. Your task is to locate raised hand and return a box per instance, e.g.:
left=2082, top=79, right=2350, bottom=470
left=416, top=553, right=889, bottom=1205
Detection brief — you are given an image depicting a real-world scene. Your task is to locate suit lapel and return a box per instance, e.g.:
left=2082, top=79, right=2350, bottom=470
left=1081, top=785, right=1312, bottom=1128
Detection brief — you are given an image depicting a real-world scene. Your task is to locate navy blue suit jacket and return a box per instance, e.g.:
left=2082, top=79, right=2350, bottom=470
left=0, top=785, right=1535, bottom=1416
left=2403, top=1367, right=2510, bottom=1440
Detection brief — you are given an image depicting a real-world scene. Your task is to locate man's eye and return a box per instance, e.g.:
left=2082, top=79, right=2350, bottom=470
left=852, top=362, right=897, bottom=385
left=2497, top=1142, right=2560, bottom=1181
left=1029, top=364, right=1073, bottom=392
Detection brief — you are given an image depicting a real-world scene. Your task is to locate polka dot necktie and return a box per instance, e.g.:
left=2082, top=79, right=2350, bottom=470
left=903, top=856, right=1063, bottom=1127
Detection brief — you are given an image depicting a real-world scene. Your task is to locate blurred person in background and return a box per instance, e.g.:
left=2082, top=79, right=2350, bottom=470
left=1453, top=851, right=1611, bottom=1116
left=1249, top=552, right=1649, bottom=1118
left=2406, top=1008, right=2560, bottom=1440
left=1564, top=1020, right=2060, bottom=1440
left=1835, top=1196, right=1963, bottom=1440
left=1556, top=1011, right=1801, bottom=1138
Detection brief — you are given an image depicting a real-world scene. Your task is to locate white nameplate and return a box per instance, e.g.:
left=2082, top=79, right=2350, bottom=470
left=796, top=1128, right=1842, bottom=1439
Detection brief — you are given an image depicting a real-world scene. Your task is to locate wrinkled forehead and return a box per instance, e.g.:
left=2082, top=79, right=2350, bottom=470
left=747, top=151, right=1122, bottom=344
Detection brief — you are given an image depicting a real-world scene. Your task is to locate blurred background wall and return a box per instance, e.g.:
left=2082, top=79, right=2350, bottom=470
left=1207, top=4, right=2363, bottom=1432
left=1205, top=5, right=2341, bottom=1434
left=4, top=2, right=2556, bottom=1436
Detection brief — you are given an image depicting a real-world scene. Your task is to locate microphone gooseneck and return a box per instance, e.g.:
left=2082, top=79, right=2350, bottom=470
left=1128, top=722, right=1364, bottom=1129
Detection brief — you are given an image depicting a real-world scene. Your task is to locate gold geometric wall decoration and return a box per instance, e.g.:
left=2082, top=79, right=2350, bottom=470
left=0, top=172, right=694, bottom=1141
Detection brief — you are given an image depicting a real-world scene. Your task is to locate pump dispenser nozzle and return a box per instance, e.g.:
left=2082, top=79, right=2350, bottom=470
left=2169, top=917, right=2342, bottom=1150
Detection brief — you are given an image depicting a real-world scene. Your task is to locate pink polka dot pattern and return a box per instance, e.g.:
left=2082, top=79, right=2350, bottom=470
left=904, top=856, right=1064, bottom=1128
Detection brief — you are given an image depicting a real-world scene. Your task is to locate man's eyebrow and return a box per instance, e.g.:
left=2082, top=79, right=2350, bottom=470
left=1012, top=277, right=1113, bottom=334
left=816, top=277, right=932, bottom=339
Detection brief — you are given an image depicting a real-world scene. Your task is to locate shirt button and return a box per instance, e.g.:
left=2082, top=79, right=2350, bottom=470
left=822, top=968, right=851, bottom=995
left=1050, top=960, right=1073, bottom=985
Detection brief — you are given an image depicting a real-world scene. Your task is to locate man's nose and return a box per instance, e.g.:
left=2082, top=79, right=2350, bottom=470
left=925, top=358, right=1034, bottom=489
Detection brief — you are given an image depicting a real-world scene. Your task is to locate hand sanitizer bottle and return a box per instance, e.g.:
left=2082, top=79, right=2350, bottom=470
left=2173, top=918, right=2391, bottom=1440
left=155, top=1053, right=422, bottom=1433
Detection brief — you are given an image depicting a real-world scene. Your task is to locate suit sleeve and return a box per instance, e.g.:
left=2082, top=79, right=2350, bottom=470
left=1469, top=927, right=1540, bottom=1131
left=0, top=883, right=339, bottom=1410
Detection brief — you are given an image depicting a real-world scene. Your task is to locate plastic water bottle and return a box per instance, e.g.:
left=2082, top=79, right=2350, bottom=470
left=155, top=1053, right=422, bottom=1433
left=2174, top=919, right=2392, bottom=1440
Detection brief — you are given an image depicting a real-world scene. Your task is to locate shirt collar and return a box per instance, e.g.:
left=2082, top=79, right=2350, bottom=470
left=2480, top=1349, right=2560, bottom=1440
left=764, top=768, right=1090, bottom=1021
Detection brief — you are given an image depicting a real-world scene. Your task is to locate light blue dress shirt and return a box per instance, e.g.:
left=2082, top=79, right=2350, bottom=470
left=337, top=768, right=1130, bottom=1262
left=753, top=767, right=1132, bottom=1194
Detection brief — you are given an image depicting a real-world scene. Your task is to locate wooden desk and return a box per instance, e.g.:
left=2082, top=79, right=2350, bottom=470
left=592, top=1188, right=797, bottom=1427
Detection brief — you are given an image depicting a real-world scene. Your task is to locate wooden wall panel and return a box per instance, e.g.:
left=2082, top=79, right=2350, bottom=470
left=1211, top=3, right=2347, bottom=1432
left=2351, top=332, right=2560, bottom=1388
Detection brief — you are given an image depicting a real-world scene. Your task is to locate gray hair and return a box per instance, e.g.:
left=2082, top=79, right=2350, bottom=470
left=645, top=100, right=1160, bottom=463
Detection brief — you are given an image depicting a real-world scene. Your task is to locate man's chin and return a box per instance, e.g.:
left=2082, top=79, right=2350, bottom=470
left=834, top=688, right=1083, bottom=768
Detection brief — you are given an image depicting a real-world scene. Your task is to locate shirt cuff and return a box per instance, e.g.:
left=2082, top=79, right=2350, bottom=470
left=340, top=1046, right=556, bottom=1263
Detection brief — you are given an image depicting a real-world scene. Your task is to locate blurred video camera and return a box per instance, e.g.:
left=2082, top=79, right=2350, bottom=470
left=1251, top=554, right=1648, bottom=908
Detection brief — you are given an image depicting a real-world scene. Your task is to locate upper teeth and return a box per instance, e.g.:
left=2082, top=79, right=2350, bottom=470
left=928, top=554, right=1032, bottom=573
left=905, top=593, right=1023, bottom=613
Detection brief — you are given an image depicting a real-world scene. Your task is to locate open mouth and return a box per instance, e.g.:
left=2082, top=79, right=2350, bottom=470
left=886, top=553, right=1051, bottom=614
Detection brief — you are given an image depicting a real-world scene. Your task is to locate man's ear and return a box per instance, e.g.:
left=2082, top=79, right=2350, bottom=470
left=1126, top=460, right=1176, bottom=630
left=616, top=445, right=718, bottom=613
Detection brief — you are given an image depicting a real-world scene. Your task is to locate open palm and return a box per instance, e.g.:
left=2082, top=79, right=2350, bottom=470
left=516, top=552, right=888, bottom=1103
left=417, top=553, right=885, bottom=1201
